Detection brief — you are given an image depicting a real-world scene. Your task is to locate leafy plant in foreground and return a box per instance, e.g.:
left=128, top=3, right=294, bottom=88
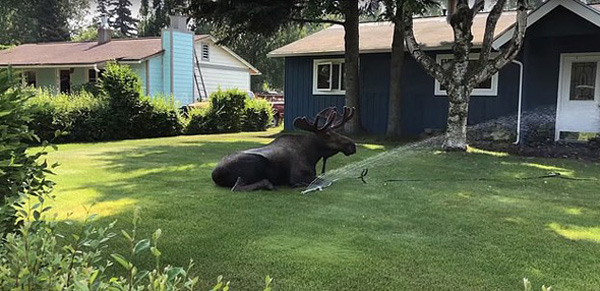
left=0, top=69, right=57, bottom=234
left=0, top=202, right=274, bottom=290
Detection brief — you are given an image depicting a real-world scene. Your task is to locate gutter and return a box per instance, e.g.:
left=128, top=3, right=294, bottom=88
left=512, top=59, right=524, bottom=145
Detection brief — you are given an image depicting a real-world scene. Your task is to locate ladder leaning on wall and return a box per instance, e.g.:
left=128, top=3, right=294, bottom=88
left=193, top=49, right=209, bottom=101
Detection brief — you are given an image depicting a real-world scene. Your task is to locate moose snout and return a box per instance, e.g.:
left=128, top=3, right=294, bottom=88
left=343, top=144, right=357, bottom=156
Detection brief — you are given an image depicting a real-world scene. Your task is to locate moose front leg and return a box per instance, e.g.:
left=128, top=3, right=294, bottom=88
left=290, top=168, right=317, bottom=188
left=321, top=157, right=328, bottom=174
left=231, top=177, right=276, bottom=192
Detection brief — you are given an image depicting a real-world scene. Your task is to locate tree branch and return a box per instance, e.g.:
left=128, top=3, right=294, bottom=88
left=403, top=11, right=448, bottom=85
left=471, top=0, right=485, bottom=18
left=470, top=0, right=527, bottom=87
left=290, top=17, right=345, bottom=25
left=477, top=0, right=507, bottom=69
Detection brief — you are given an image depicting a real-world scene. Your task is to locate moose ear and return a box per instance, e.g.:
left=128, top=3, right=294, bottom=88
left=293, top=117, right=314, bottom=132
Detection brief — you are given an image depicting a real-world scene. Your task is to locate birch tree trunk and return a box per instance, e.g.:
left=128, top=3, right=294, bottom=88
left=403, top=0, right=528, bottom=152
left=443, top=2, right=474, bottom=151
left=342, top=0, right=362, bottom=134
left=386, top=1, right=405, bottom=137
left=444, top=86, right=471, bottom=150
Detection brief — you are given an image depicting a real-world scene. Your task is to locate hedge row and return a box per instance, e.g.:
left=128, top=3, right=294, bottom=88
left=26, top=63, right=273, bottom=143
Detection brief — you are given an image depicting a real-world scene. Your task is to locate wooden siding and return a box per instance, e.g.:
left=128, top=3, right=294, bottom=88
left=284, top=54, right=519, bottom=135
left=162, top=32, right=172, bottom=95
left=283, top=6, right=600, bottom=136
left=147, top=55, right=164, bottom=97
left=200, top=65, right=251, bottom=96
left=171, top=31, right=194, bottom=105
left=129, top=63, right=147, bottom=95
left=521, top=6, right=600, bottom=112
left=195, top=40, right=248, bottom=68
left=161, top=29, right=194, bottom=105
left=36, top=68, right=58, bottom=91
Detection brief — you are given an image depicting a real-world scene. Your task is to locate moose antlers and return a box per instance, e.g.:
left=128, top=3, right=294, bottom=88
left=293, top=106, right=355, bottom=132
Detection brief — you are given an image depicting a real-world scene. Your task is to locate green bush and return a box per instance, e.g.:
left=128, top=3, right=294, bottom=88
left=27, top=63, right=184, bottom=142
left=0, top=69, right=56, bottom=234
left=101, top=63, right=184, bottom=140
left=242, top=98, right=273, bottom=132
left=209, top=89, right=247, bottom=133
left=185, top=89, right=273, bottom=134
left=185, top=106, right=216, bottom=135
left=27, top=89, right=108, bottom=142
left=133, top=96, right=185, bottom=138
left=0, top=204, right=275, bottom=290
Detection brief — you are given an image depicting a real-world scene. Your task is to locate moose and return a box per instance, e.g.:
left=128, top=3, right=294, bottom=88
left=211, top=106, right=357, bottom=191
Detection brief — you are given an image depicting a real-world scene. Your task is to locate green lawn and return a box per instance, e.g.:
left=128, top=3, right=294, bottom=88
left=46, top=128, right=600, bottom=290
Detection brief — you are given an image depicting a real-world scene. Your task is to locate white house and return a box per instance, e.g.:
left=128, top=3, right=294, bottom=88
left=194, top=35, right=261, bottom=100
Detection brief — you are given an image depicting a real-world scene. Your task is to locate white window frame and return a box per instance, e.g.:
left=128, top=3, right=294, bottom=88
left=313, top=59, right=345, bottom=95
left=434, top=54, right=499, bottom=96
left=201, top=43, right=210, bottom=61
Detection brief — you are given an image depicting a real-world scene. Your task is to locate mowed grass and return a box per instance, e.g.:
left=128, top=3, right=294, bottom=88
left=44, top=128, right=600, bottom=290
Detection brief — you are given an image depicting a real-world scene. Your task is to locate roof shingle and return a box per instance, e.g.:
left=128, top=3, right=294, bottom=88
left=0, top=35, right=210, bottom=67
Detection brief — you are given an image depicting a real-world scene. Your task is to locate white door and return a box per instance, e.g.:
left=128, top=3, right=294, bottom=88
left=556, top=54, right=600, bottom=140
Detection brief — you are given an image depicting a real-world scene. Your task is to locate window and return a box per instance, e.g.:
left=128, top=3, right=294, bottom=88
left=88, top=69, right=97, bottom=83
left=22, top=71, right=36, bottom=87
left=201, top=43, right=209, bottom=61
left=313, top=59, right=345, bottom=95
left=569, top=62, right=596, bottom=101
left=434, top=54, right=499, bottom=96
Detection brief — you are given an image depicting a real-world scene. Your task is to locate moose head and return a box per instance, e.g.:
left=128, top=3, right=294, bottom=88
left=212, top=106, right=357, bottom=191
left=293, top=106, right=357, bottom=156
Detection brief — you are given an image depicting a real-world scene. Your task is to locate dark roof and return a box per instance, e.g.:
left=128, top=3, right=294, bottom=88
left=269, top=1, right=600, bottom=57
left=0, top=35, right=209, bottom=67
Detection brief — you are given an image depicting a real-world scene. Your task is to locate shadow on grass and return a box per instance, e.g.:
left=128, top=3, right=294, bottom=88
left=51, top=137, right=600, bottom=291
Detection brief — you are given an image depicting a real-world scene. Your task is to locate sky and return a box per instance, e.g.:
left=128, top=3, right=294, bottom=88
left=87, top=0, right=143, bottom=23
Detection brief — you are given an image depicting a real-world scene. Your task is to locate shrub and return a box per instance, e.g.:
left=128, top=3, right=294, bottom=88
left=0, top=204, right=274, bottom=290
left=242, top=98, right=274, bottom=132
left=0, top=69, right=56, bottom=234
left=185, top=89, right=273, bottom=134
left=185, top=106, right=216, bottom=135
left=101, top=63, right=184, bottom=140
left=208, top=89, right=247, bottom=133
left=27, top=89, right=108, bottom=142
left=101, top=62, right=145, bottom=140
left=133, top=95, right=185, bottom=138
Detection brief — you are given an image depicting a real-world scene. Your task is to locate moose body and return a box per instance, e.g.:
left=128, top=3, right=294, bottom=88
left=212, top=107, right=356, bottom=191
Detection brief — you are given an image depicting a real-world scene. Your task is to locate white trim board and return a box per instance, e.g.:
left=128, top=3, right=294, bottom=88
left=554, top=52, right=600, bottom=141
left=493, top=0, right=600, bottom=49
left=194, top=36, right=261, bottom=75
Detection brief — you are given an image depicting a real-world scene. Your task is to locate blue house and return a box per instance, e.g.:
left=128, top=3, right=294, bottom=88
left=269, top=0, right=600, bottom=141
left=0, top=16, right=259, bottom=106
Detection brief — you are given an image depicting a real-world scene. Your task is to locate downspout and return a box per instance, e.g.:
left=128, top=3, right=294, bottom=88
left=512, top=59, right=524, bottom=144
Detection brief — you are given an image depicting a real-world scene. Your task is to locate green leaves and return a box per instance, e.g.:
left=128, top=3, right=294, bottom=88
left=110, top=253, right=132, bottom=270
left=133, top=239, right=150, bottom=255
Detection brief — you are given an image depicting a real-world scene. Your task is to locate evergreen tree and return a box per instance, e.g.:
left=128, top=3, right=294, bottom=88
left=139, top=0, right=189, bottom=37
left=36, top=0, right=70, bottom=42
left=97, top=0, right=110, bottom=16
left=109, top=0, right=138, bottom=37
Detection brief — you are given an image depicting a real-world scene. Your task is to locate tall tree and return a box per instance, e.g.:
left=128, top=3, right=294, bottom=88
left=139, top=0, right=188, bottom=37
left=0, top=0, right=89, bottom=45
left=109, top=0, right=138, bottom=37
left=201, top=22, right=323, bottom=91
left=96, top=0, right=111, bottom=17
left=381, top=0, right=436, bottom=137
left=190, top=0, right=373, bottom=134
left=36, top=0, right=70, bottom=42
left=404, top=0, right=527, bottom=151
